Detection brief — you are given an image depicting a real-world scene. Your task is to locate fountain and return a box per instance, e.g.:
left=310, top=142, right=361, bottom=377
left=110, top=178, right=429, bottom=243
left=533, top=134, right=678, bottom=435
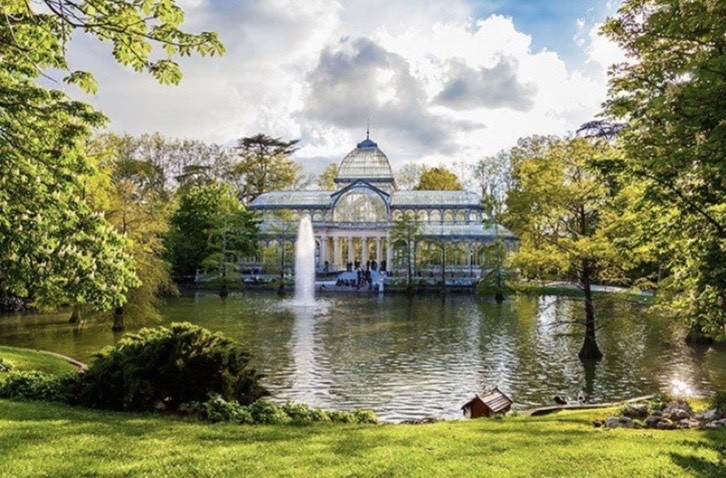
left=293, top=215, right=316, bottom=306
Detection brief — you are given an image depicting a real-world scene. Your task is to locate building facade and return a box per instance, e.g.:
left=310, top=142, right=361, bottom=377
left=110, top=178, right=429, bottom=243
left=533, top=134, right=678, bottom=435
left=248, top=135, right=515, bottom=277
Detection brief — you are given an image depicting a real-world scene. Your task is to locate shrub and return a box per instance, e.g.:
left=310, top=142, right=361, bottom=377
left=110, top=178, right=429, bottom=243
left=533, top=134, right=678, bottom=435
left=648, top=392, right=674, bottom=411
left=0, top=357, right=11, bottom=372
left=249, top=400, right=291, bottom=424
left=197, top=397, right=378, bottom=426
left=201, top=394, right=254, bottom=424
left=327, top=410, right=357, bottom=424
left=0, top=371, right=80, bottom=402
left=281, top=401, right=330, bottom=424
left=76, top=322, right=268, bottom=412
left=352, top=409, right=379, bottom=424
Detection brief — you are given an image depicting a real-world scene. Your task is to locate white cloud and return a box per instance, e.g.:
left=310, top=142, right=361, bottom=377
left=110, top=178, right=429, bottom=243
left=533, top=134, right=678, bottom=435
left=60, top=0, right=620, bottom=174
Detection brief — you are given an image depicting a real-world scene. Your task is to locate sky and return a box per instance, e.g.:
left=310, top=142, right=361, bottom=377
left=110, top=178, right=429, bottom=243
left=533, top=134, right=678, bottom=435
left=64, top=0, right=626, bottom=175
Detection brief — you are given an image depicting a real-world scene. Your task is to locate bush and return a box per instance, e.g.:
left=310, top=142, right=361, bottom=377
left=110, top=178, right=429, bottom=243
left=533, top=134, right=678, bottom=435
left=76, top=322, right=268, bottom=412
left=0, top=357, right=11, bottom=372
left=0, top=371, right=80, bottom=402
left=327, top=410, right=357, bottom=424
left=249, top=400, right=291, bottom=424
left=200, top=394, right=254, bottom=424
left=648, top=392, right=674, bottom=411
left=352, top=409, right=379, bottom=424
left=197, top=397, right=379, bottom=426
left=281, top=401, right=330, bottom=424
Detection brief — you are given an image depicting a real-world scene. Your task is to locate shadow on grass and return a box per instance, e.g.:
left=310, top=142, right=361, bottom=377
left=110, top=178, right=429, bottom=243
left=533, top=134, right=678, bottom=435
left=670, top=431, right=726, bottom=478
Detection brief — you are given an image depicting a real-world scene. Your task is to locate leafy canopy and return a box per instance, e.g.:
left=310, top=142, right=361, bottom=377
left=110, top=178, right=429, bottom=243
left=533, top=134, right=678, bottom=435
left=414, top=167, right=463, bottom=191
left=0, top=1, right=223, bottom=309
left=602, top=0, right=725, bottom=338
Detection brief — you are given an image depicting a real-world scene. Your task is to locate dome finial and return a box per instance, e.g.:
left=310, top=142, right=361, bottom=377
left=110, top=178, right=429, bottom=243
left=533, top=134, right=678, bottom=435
left=366, top=118, right=370, bottom=140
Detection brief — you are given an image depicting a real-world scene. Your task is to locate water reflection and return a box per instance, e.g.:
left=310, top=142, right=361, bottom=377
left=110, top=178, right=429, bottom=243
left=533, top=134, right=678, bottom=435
left=1, top=292, right=725, bottom=422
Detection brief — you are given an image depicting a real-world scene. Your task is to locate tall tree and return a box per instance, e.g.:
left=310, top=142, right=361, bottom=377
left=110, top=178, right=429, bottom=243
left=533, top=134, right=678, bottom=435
left=506, top=137, right=624, bottom=360
left=602, top=0, right=725, bottom=340
left=391, top=213, right=420, bottom=295
left=0, top=1, right=222, bottom=311
left=395, top=162, right=428, bottom=190
left=167, top=182, right=257, bottom=283
left=415, top=167, right=463, bottom=191
left=473, top=152, right=514, bottom=299
left=316, top=162, right=339, bottom=190
left=231, top=134, right=302, bottom=203
left=86, top=134, right=178, bottom=330
left=201, top=188, right=259, bottom=296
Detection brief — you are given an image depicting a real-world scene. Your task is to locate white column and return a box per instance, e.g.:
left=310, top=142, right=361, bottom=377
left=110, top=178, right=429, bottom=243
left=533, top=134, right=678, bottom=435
left=375, top=237, right=381, bottom=262
left=362, top=236, right=369, bottom=264
left=386, top=235, right=393, bottom=271
left=319, top=235, right=327, bottom=270
left=332, top=237, right=343, bottom=268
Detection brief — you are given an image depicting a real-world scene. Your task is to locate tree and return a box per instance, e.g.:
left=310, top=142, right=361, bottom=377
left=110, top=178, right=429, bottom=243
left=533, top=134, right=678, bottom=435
left=316, top=162, right=339, bottom=190
left=415, top=167, right=463, bottom=191
left=201, top=189, right=259, bottom=296
left=264, top=210, right=297, bottom=297
left=473, top=152, right=514, bottom=299
left=506, top=137, right=625, bottom=360
left=395, top=162, right=428, bottom=190
left=391, top=213, right=420, bottom=295
left=85, top=134, right=178, bottom=330
left=602, top=0, right=725, bottom=341
left=167, top=182, right=257, bottom=285
left=0, top=1, right=223, bottom=312
left=231, top=134, right=302, bottom=203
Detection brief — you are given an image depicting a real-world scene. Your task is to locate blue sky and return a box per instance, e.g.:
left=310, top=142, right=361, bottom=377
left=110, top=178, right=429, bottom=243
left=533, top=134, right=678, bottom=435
left=474, top=1, right=618, bottom=62
left=70, top=0, right=626, bottom=176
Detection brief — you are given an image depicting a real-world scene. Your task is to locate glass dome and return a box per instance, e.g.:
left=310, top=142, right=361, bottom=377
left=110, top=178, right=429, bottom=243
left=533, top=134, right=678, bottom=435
left=334, top=189, right=388, bottom=222
left=336, top=136, right=394, bottom=182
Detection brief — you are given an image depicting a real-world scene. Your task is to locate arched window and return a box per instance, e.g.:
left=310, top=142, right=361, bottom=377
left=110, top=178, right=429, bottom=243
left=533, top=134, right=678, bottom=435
left=430, top=210, right=441, bottom=222
left=417, top=210, right=428, bottom=223
left=334, top=189, right=388, bottom=222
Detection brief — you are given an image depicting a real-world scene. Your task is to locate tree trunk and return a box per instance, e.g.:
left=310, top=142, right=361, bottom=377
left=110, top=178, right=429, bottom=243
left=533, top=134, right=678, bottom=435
left=111, top=306, right=125, bottom=332
left=68, top=304, right=81, bottom=323
left=440, top=242, right=447, bottom=295
left=278, top=238, right=286, bottom=297
left=684, top=324, right=714, bottom=345
left=578, top=260, right=603, bottom=360
left=219, top=284, right=229, bottom=298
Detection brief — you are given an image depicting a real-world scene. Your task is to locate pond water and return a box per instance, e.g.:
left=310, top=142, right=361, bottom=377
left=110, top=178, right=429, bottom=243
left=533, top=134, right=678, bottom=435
left=1, top=292, right=724, bottom=422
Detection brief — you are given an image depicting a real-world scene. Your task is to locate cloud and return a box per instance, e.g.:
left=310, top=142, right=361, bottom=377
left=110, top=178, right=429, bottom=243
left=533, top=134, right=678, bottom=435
left=301, top=36, right=477, bottom=155
left=56, top=0, right=621, bottom=171
left=434, top=57, right=536, bottom=111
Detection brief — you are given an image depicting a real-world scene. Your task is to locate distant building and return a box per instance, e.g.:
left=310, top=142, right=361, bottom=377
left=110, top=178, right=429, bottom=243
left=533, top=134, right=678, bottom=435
left=461, top=387, right=513, bottom=418
left=248, top=134, right=515, bottom=276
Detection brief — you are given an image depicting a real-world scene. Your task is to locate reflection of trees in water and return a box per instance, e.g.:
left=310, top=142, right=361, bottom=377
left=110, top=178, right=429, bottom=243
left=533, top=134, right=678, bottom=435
left=2, top=292, right=725, bottom=420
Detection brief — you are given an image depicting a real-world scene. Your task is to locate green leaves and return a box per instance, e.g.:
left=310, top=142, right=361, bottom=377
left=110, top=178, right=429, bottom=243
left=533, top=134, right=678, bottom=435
left=1, top=1, right=224, bottom=312
left=414, top=167, right=463, bottom=191
left=602, top=0, right=725, bottom=338
left=63, top=71, right=98, bottom=94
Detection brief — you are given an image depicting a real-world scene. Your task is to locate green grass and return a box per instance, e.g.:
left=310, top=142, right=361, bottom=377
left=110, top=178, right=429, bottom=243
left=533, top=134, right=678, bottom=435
left=0, top=400, right=723, bottom=478
left=0, top=345, right=77, bottom=378
left=512, top=284, right=655, bottom=303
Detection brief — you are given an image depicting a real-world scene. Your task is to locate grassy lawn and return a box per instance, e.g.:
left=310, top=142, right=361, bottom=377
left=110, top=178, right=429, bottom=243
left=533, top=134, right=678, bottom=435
left=0, top=399, right=723, bottom=478
left=0, top=345, right=77, bottom=378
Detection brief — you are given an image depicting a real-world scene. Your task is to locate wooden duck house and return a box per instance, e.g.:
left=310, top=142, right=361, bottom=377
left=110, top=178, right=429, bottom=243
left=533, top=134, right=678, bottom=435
left=462, top=387, right=513, bottom=418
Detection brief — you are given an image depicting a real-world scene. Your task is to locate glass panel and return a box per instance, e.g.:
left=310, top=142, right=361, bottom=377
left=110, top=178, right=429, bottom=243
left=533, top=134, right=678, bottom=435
left=334, top=190, right=388, bottom=222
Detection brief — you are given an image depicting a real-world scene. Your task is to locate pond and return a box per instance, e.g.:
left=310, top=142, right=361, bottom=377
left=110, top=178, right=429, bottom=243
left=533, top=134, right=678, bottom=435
left=1, top=291, right=724, bottom=422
